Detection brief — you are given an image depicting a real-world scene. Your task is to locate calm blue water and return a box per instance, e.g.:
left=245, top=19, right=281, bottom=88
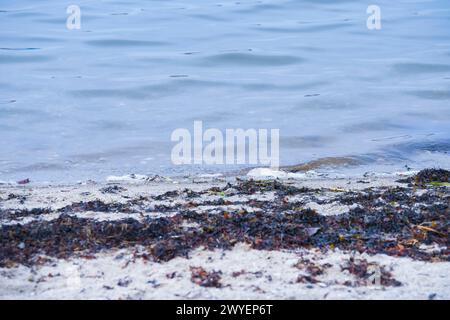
left=1, top=0, right=450, bottom=182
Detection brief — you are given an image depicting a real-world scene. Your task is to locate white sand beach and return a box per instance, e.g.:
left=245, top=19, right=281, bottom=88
left=0, top=170, right=448, bottom=300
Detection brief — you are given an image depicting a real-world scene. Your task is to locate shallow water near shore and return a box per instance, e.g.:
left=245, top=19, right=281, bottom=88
left=1, top=0, right=450, bottom=182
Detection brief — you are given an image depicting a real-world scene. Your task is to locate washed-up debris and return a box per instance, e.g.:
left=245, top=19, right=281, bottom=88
left=0, top=207, right=52, bottom=220
left=6, top=193, right=27, bottom=204
left=231, top=270, right=246, bottom=277
left=0, top=177, right=448, bottom=268
left=296, top=274, right=319, bottom=284
left=154, top=190, right=180, bottom=200
left=398, top=168, right=450, bottom=187
left=17, top=179, right=30, bottom=185
left=341, top=257, right=401, bottom=287
left=117, top=277, right=132, bottom=287
left=294, top=259, right=332, bottom=277
left=184, top=189, right=202, bottom=199
left=0, top=214, right=173, bottom=267
left=233, top=179, right=311, bottom=195
left=59, top=200, right=137, bottom=213
left=100, top=185, right=127, bottom=194
left=190, top=266, right=222, bottom=288
left=295, top=258, right=331, bottom=285
left=415, top=168, right=450, bottom=184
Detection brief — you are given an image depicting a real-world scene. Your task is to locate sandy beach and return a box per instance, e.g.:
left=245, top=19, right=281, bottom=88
left=0, top=169, right=448, bottom=299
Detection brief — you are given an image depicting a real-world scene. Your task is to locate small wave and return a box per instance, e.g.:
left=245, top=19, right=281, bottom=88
left=253, top=22, right=352, bottom=34
left=392, top=63, right=450, bottom=75
left=341, top=120, right=408, bottom=133
left=85, top=39, right=169, bottom=47
left=0, top=47, right=40, bottom=51
left=282, top=156, right=362, bottom=172
left=0, top=54, right=52, bottom=63
left=394, top=139, right=450, bottom=153
left=233, top=3, right=284, bottom=14
left=198, top=53, right=303, bottom=67
left=407, top=89, right=450, bottom=100
left=8, top=36, right=64, bottom=44
left=188, top=13, right=230, bottom=22
left=69, top=79, right=232, bottom=100
left=281, top=135, right=336, bottom=148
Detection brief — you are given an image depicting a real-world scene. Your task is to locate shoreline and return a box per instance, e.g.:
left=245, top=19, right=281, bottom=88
left=0, top=168, right=449, bottom=299
left=3, top=151, right=450, bottom=186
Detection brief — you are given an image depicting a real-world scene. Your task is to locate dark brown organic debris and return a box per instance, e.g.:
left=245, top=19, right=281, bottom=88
left=190, top=266, right=222, bottom=288
left=296, top=275, right=319, bottom=284
left=17, top=179, right=30, bottom=185
left=341, top=257, right=402, bottom=287
left=294, top=258, right=331, bottom=277
left=398, top=168, right=450, bottom=186
left=100, top=185, right=127, bottom=194
left=0, top=176, right=449, bottom=268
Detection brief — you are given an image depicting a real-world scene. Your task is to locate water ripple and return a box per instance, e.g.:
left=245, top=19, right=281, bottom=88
left=85, top=39, right=170, bottom=47
left=392, top=63, right=450, bottom=75
left=253, top=22, right=352, bottom=33
left=198, top=53, right=304, bottom=67
left=0, top=54, right=53, bottom=63
left=407, top=89, right=450, bottom=100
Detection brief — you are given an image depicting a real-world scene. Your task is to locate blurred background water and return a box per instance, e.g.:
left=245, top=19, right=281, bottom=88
left=1, top=0, right=450, bottom=182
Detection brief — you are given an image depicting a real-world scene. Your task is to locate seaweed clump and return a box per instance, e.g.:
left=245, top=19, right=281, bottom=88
left=341, top=257, right=401, bottom=287
left=399, top=168, right=450, bottom=187
left=0, top=178, right=448, bottom=268
left=234, top=179, right=310, bottom=196
left=190, top=266, right=222, bottom=288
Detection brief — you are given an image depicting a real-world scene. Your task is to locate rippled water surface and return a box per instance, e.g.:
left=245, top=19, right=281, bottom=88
left=1, top=0, right=450, bottom=182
